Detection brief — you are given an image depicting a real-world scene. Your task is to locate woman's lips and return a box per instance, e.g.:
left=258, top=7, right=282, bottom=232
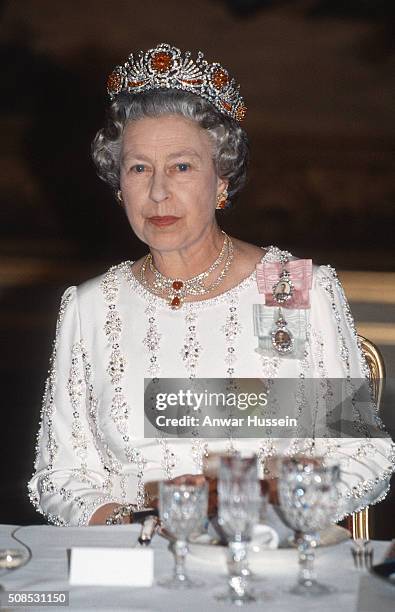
left=147, top=216, right=180, bottom=227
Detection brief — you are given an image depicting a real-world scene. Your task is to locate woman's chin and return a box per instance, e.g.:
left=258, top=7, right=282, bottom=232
left=143, top=234, right=187, bottom=253
left=141, top=225, right=189, bottom=251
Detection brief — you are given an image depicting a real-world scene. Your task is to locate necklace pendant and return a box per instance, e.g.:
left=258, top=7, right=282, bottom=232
left=271, top=309, right=294, bottom=354
left=272, top=269, right=294, bottom=304
left=170, top=280, right=184, bottom=309
left=170, top=295, right=183, bottom=309
left=172, top=280, right=183, bottom=291
left=141, top=232, right=233, bottom=306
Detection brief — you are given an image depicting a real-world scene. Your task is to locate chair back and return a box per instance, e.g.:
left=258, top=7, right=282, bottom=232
left=349, top=336, right=386, bottom=540
left=358, top=335, right=386, bottom=410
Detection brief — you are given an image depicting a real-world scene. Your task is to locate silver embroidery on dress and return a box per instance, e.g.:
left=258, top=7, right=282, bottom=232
left=318, top=271, right=350, bottom=372
left=181, top=305, right=202, bottom=378
left=67, top=343, right=89, bottom=464
left=319, top=268, right=373, bottom=436
left=222, top=297, right=242, bottom=377
left=28, top=287, right=84, bottom=526
left=191, top=438, right=209, bottom=473
left=143, top=302, right=162, bottom=377
left=158, top=437, right=178, bottom=479
left=324, top=266, right=369, bottom=377
left=44, top=288, right=74, bottom=469
left=81, top=343, right=118, bottom=492
left=102, top=266, right=147, bottom=508
left=121, top=262, right=181, bottom=481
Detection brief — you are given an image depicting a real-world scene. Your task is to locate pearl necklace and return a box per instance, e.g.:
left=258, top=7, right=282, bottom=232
left=140, top=232, right=234, bottom=309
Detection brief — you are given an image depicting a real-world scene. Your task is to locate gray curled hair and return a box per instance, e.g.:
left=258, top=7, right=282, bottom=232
left=91, top=89, right=249, bottom=205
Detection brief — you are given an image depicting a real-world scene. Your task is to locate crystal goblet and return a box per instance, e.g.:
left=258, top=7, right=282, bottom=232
left=158, top=480, right=208, bottom=589
left=279, top=457, right=341, bottom=596
left=0, top=528, right=31, bottom=598
left=216, top=455, right=262, bottom=605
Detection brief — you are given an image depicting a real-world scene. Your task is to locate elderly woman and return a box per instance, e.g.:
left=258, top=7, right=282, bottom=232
left=28, top=43, right=394, bottom=527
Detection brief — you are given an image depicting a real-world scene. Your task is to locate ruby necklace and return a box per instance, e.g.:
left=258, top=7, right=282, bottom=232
left=139, top=232, right=234, bottom=309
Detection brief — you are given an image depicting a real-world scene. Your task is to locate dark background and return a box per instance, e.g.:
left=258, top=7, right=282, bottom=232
left=1, top=0, right=394, bottom=536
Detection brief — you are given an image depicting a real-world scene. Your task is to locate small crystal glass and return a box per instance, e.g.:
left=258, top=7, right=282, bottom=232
left=159, top=481, right=208, bottom=589
left=216, top=455, right=261, bottom=605
left=0, top=529, right=31, bottom=594
left=279, top=457, right=341, bottom=596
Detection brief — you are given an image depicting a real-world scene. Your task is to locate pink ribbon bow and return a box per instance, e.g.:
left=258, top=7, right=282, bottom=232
left=256, top=259, right=313, bottom=308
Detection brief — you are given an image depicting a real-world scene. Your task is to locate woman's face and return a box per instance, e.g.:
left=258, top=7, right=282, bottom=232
left=119, top=114, right=227, bottom=253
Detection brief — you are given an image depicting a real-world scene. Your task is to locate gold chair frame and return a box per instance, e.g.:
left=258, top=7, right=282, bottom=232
left=346, top=335, right=386, bottom=540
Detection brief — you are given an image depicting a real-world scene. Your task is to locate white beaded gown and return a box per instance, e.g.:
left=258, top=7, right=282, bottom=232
left=28, top=247, right=395, bottom=526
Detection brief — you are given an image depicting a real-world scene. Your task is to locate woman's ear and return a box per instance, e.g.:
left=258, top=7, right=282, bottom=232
left=215, top=178, right=230, bottom=210
left=216, top=177, right=229, bottom=196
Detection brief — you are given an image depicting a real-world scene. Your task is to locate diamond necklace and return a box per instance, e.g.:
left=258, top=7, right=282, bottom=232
left=140, top=232, right=234, bottom=309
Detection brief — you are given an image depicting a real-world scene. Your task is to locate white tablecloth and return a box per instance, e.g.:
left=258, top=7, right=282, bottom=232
left=0, top=524, right=393, bottom=611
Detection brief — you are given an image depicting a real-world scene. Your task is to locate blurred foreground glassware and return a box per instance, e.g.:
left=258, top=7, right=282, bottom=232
left=279, top=457, right=340, bottom=596
left=0, top=528, right=31, bottom=595
left=216, top=455, right=261, bottom=605
left=159, top=481, right=208, bottom=589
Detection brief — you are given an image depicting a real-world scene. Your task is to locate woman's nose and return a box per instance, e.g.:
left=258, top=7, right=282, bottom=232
left=149, top=169, right=169, bottom=204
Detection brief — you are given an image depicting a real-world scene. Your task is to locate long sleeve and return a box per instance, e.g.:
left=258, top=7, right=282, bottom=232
left=28, top=287, right=120, bottom=526
left=309, top=264, right=395, bottom=518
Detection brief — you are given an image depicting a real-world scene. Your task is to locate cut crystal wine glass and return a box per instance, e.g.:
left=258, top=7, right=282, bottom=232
left=158, top=481, right=208, bottom=589
left=216, top=455, right=261, bottom=605
left=279, top=457, right=340, bottom=596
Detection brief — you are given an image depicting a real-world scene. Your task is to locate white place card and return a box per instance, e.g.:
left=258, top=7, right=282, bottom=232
left=69, top=547, right=154, bottom=586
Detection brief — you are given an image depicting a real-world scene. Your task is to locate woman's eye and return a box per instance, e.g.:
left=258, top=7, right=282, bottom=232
left=176, top=163, right=190, bottom=172
left=132, top=164, right=146, bottom=173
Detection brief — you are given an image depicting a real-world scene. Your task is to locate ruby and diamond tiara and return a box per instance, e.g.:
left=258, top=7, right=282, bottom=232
left=106, top=43, right=247, bottom=122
